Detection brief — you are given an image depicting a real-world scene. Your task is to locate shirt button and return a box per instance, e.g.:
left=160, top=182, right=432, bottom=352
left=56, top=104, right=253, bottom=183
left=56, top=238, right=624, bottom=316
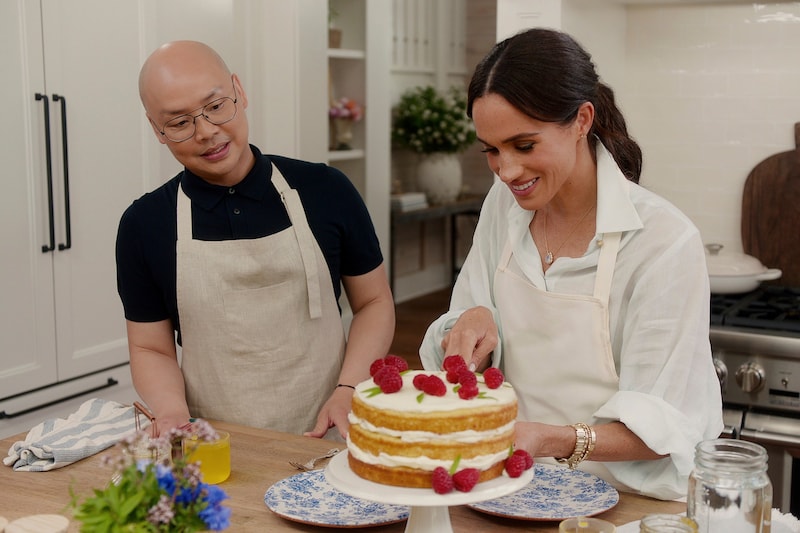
left=228, top=188, right=235, bottom=195
left=233, top=208, right=241, bottom=215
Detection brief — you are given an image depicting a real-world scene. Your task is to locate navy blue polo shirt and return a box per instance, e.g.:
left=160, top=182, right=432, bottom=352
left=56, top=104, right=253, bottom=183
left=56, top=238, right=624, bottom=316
left=115, top=145, right=383, bottom=341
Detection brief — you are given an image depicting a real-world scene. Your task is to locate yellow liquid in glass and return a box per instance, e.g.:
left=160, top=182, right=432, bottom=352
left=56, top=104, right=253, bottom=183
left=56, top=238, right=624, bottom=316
left=183, top=431, right=230, bottom=484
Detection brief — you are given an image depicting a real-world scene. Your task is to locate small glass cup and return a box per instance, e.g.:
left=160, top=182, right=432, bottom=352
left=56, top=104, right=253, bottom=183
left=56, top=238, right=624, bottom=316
left=125, top=437, right=172, bottom=466
left=559, top=517, right=616, bottom=533
left=183, top=430, right=231, bottom=484
left=640, top=514, right=698, bottom=532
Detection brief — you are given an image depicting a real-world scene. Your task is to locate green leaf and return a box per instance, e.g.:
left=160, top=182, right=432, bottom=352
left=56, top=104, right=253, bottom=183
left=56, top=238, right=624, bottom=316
left=416, top=392, right=425, bottom=403
left=118, top=491, right=145, bottom=519
left=365, top=386, right=383, bottom=397
left=449, top=455, right=462, bottom=475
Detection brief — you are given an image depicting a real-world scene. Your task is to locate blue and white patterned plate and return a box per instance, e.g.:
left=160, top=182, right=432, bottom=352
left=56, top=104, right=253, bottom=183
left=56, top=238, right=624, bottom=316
left=264, top=469, right=410, bottom=528
left=467, top=463, right=619, bottom=521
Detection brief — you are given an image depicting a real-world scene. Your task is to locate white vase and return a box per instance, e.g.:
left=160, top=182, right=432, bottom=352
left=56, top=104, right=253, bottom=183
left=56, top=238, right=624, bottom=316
left=332, top=118, right=354, bottom=150
left=416, top=153, right=462, bottom=205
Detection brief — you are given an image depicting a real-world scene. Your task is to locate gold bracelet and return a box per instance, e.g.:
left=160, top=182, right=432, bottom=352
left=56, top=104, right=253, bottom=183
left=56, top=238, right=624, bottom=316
left=556, top=423, right=594, bottom=469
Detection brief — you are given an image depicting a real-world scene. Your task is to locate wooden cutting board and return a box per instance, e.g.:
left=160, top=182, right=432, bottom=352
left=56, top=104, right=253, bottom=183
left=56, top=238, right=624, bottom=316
left=741, top=122, right=800, bottom=287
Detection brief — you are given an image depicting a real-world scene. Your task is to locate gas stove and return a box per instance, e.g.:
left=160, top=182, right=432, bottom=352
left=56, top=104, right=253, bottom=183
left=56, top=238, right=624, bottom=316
left=709, top=285, right=800, bottom=514
left=710, top=286, right=800, bottom=414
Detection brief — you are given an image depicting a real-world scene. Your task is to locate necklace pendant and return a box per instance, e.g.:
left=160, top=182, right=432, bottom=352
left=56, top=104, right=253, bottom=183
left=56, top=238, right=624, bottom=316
left=545, top=251, right=554, bottom=264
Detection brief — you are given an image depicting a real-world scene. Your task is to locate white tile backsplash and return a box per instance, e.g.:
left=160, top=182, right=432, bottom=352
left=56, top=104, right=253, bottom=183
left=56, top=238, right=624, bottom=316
left=620, top=2, right=800, bottom=252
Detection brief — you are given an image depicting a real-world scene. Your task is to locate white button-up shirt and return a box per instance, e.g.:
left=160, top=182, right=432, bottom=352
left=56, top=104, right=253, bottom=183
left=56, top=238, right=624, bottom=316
left=421, top=144, right=724, bottom=499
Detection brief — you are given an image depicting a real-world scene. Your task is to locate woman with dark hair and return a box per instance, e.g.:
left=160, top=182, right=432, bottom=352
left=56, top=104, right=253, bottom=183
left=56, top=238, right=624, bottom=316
left=420, top=28, right=722, bottom=500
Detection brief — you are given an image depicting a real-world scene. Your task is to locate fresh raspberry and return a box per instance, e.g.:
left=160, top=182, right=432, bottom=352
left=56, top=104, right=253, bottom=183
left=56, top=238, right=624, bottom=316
left=378, top=368, right=403, bottom=394
left=505, top=453, right=527, bottom=478
left=431, top=466, right=454, bottom=494
left=373, top=365, right=398, bottom=387
left=412, top=373, right=430, bottom=391
left=369, top=358, right=385, bottom=377
left=443, top=355, right=467, bottom=373
left=452, top=468, right=480, bottom=492
left=483, top=367, right=505, bottom=389
left=421, top=375, right=446, bottom=396
left=383, top=354, right=409, bottom=372
left=457, top=369, right=477, bottom=388
left=512, top=449, right=534, bottom=470
left=457, top=384, right=479, bottom=400
left=446, top=370, right=461, bottom=384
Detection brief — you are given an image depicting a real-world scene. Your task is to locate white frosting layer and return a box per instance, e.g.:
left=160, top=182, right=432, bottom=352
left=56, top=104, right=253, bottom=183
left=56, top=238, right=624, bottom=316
left=354, top=370, right=516, bottom=413
left=348, top=413, right=515, bottom=443
left=347, top=435, right=510, bottom=471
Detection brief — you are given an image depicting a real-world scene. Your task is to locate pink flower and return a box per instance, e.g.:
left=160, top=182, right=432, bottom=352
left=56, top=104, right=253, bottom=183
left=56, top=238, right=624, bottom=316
left=329, top=97, right=364, bottom=121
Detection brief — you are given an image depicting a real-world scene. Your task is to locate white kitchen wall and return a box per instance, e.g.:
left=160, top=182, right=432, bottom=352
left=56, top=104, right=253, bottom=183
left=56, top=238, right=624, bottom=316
left=579, top=2, right=800, bottom=254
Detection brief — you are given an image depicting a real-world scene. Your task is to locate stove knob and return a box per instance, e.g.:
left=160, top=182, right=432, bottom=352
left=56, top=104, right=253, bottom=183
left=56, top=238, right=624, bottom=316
left=735, top=362, right=765, bottom=393
left=714, top=359, right=727, bottom=388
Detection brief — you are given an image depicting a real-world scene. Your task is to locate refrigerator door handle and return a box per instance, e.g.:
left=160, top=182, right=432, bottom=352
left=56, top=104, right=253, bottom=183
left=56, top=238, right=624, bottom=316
left=52, top=94, right=72, bottom=251
left=35, top=92, right=56, bottom=253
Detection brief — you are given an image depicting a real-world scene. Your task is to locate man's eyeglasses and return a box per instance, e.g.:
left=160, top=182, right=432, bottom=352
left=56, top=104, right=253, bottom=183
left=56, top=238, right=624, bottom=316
left=158, top=81, right=238, bottom=143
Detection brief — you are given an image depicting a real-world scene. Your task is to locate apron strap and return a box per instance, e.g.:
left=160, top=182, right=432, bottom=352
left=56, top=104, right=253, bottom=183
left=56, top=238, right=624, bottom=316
left=270, top=165, right=323, bottom=319
left=177, top=176, right=192, bottom=241
left=592, top=231, right=621, bottom=303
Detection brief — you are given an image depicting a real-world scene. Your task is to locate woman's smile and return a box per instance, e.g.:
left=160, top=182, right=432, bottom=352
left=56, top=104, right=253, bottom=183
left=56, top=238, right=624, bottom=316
left=509, top=177, right=539, bottom=195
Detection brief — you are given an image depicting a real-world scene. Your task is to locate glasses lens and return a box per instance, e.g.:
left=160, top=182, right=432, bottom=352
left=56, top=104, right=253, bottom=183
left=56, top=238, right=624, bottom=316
left=203, top=97, right=237, bottom=125
left=163, top=114, right=196, bottom=142
left=161, top=97, right=237, bottom=142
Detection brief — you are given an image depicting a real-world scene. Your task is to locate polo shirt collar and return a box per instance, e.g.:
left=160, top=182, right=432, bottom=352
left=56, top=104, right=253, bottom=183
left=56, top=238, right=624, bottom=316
left=180, top=145, right=271, bottom=211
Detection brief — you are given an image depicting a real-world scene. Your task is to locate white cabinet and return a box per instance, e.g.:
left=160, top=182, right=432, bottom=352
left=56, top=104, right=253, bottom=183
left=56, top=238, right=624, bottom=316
left=0, top=0, right=147, bottom=404
left=324, top=0, right=392, bottom=259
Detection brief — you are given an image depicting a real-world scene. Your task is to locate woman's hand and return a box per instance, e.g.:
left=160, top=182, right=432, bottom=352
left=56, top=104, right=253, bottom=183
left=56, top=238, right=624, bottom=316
left=441, top=306, right=498, bottom=372
left=513, top=421, right=576, bottom=459
left=514, top=421, right=667, bottom=462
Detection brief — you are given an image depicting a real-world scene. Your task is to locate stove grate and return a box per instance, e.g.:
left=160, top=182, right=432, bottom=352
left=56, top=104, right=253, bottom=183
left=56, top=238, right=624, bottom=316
left=711, top=286, right=800, bottom=333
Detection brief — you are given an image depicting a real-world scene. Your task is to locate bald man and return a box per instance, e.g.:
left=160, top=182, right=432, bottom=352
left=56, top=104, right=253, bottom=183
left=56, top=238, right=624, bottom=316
left=116, top=41, right=395, bottom=439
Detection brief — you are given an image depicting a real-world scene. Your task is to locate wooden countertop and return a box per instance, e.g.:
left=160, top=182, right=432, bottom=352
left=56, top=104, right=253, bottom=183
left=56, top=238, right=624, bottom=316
left=0, top=419, right=685, bottom=531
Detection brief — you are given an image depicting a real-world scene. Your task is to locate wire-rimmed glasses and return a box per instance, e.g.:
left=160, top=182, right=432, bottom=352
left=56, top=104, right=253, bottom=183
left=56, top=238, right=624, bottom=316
left=158, top=81, right=238, bottom=142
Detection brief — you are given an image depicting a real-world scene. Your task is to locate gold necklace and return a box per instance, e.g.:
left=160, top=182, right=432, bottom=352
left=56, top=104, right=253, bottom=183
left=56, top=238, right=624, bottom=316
left=542, top=204, right=596, bottom=265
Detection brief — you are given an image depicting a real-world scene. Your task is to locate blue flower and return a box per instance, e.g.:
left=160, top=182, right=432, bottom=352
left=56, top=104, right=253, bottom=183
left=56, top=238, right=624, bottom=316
left=156, top=463, right=176, bottom=495
left=199, top=503, right=232, bottom=531
left=202, top=484, right=229, bottom=506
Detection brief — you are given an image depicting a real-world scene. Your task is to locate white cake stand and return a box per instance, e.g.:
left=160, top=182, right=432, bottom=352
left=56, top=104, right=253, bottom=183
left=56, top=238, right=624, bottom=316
left=325, top=451, right=533, bottom=533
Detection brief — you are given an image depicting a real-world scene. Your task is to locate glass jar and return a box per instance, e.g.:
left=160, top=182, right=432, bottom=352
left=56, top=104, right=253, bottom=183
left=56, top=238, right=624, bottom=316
left=640, top=514, right=697, bottom=532
left=687, top=439, right=772, bottom=533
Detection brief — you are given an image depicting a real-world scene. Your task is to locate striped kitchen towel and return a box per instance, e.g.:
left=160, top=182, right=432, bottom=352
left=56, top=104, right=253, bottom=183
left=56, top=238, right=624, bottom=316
left=3, top=398, right=138, bottom=471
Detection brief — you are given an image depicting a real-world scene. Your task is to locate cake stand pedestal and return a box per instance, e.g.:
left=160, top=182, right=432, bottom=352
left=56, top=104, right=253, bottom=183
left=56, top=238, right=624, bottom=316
left=325, top=451, right=533, bottom=533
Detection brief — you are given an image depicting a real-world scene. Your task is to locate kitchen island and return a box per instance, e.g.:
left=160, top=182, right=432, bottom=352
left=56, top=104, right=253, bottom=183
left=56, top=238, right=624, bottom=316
left=0, top=419, right=685, bottom=531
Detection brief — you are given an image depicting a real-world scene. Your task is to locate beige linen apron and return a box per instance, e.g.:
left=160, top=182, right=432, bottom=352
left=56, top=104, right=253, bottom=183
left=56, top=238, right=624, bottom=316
left=176, top=164, right=345, bottom=433
left=494, top=221, right=628, bottom=487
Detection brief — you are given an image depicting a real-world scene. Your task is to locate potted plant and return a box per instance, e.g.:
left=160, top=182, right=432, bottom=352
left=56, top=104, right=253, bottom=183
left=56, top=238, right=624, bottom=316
left=329, top=96, right=364, bottom=150
left=69, top=419, right=231, bottom=532
left=328, top=7, right=341, bottom=49
left=392, top=85, right=476, bottom=204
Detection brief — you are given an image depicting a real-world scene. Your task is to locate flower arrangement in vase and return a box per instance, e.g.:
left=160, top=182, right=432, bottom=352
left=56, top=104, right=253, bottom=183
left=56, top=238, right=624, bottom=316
left=70, top=419, right=231, bottom=532
left=329, top=97, right=364, bottom=150
left=392, top=86, right=476, bottom=204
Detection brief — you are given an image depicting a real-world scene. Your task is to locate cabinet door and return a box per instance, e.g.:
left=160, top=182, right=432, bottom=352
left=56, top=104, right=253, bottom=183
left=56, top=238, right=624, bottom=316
left=40, top=0, right=147, bottom=380
left=0, top=0, right=59, bottom=397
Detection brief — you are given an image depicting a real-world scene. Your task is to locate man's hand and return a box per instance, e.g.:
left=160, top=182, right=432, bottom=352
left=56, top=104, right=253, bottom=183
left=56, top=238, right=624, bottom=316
left=304, top=386, right=353, bottom=439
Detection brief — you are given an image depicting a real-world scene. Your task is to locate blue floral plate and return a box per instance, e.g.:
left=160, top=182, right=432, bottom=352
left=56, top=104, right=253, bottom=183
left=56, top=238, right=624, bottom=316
left=264, top=469, right=410, bottom=528
left=467, top=463, right=619, bottom=521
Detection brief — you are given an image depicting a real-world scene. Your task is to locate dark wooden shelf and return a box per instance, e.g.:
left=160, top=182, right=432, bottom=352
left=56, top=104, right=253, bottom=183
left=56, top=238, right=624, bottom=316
left=390, top=194, right=484, bottom=292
